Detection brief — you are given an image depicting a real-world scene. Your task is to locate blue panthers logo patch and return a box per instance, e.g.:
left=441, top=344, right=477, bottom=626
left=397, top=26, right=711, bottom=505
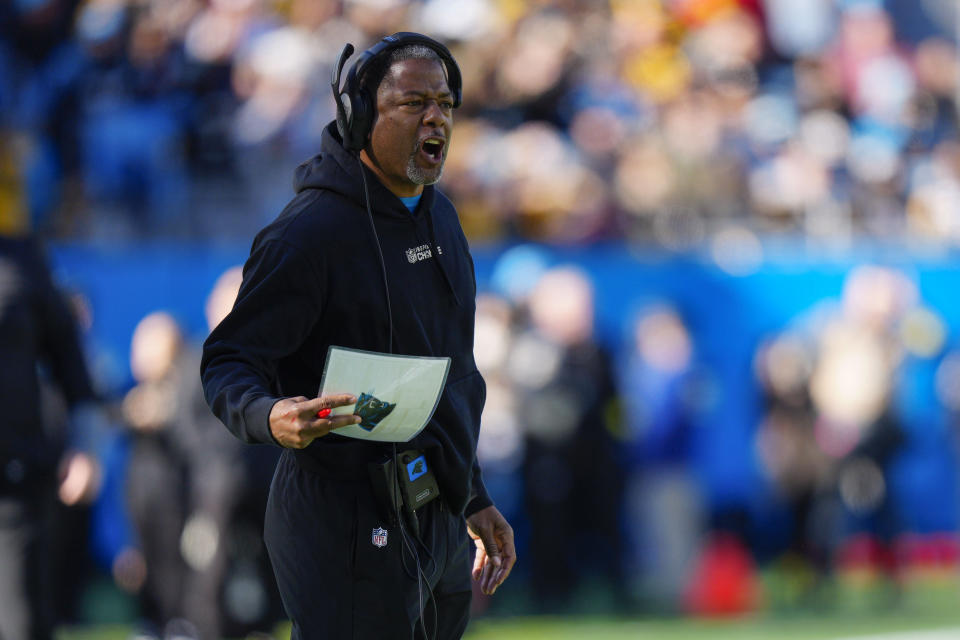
left=406, top=455, right=428, bottom=482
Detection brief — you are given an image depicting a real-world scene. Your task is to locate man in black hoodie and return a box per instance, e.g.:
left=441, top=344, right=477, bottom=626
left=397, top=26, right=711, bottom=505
left=201, top=33, right=515, bottom=639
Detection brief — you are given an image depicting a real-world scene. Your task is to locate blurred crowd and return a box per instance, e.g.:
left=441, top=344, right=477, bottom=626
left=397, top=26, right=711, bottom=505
left=1, top=0, right=959, bottom=247
left=19, top=248, right=960, bottom=636
left=6, top=0, right=960, bottom=637
left=473, top=252, right=960, bottom=616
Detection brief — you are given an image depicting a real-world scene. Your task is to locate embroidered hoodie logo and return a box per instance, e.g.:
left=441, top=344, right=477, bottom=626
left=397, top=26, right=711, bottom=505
left=405, top=244, right=433, bottom=264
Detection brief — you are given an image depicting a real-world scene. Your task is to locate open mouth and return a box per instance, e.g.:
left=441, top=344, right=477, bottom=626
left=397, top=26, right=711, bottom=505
left=420, top=138, right=445, bottom=163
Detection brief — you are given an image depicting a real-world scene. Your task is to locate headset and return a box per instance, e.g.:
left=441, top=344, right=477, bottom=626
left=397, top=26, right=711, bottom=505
left=330, top=32, right=463, bottom=152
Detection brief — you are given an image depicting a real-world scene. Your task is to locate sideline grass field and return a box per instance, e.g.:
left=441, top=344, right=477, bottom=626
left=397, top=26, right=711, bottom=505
left=56, top=612, right=960, bottom=640
left=463, top=614, right=960, bottom=640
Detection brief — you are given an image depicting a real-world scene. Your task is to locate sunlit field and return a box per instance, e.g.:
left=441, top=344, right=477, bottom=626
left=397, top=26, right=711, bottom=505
left=56, top=612, right=960, bottom=640
left=465, top=614, right=960, bottom=640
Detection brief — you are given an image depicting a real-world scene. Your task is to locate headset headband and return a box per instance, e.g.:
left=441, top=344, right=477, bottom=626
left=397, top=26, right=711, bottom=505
left=348, top=32, right=462, bottom=108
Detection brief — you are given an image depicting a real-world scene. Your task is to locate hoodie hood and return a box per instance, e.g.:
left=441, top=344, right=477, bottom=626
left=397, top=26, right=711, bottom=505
left=292, top=122, right=436, bottom=222
left=292, top=121, right=458, bottom=305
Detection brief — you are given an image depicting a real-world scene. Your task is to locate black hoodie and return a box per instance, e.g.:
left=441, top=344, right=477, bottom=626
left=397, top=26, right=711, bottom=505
left=201, top=123, right=491, bottom=517
left=1, top=235, right=95, bottom=478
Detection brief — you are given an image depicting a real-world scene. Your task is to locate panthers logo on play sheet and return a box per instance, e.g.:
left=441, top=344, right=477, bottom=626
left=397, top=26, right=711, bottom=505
left=354, top=392, right=396, bottom=431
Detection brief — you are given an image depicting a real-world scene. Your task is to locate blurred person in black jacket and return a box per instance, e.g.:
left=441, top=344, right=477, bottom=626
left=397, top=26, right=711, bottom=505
left=509, top=266, right=624, bottom=611
left=0, top=129, right=100, bottom=640
left=123, top=284, right=283, bottom=640
left=122, top=311, right=192, bottom=638
left=176, top=267, right=281, bottom=638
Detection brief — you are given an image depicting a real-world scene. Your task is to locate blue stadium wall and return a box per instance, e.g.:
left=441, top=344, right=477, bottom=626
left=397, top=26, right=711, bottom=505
left=51, top=241, right=960, bottom=547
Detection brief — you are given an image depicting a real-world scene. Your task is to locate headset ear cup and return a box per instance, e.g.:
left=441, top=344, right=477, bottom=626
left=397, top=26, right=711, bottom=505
left=348, top=88, right=374, bottom=152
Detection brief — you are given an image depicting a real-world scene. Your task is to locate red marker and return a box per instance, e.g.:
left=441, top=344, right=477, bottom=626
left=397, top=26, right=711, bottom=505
left=317, top=408, right=332, bottom=418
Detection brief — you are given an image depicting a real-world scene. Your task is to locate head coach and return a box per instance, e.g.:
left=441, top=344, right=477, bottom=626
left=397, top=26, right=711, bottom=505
left=200, top=32, right=515, bottom=638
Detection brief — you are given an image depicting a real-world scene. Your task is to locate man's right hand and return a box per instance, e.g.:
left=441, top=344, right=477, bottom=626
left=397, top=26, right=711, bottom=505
left=269, top=394, right=360, bottom=449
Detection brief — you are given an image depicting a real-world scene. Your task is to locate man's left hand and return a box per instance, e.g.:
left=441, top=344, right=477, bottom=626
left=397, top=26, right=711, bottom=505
left=466, top=505, right=516, bottom=595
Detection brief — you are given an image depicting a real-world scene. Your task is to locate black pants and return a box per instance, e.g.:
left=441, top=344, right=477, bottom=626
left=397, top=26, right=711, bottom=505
left=126, top=438, right=187, bottom=629
left=264, top=450, right=472, bottom=639
left=0, top=488, right=54, bottom=640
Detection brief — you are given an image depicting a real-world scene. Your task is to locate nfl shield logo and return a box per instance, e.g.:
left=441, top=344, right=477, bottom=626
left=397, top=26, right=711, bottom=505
left=406, top=248, right=418, bottom=264
left=372, top=527, right=388, bottom=548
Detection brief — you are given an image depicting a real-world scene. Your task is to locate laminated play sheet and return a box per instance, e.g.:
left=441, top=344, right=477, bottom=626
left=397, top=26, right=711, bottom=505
left=318, top=346, right=451, bottom=442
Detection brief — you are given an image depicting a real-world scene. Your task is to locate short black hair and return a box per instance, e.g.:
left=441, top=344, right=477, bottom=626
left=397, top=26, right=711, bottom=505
left=359, top=43, right=449, bottom=98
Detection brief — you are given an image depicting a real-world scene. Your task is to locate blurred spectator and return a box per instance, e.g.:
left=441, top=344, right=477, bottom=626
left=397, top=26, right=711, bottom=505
left=175, top=270, right=247, bottom=639
left=620, top=304, right=704, bottom=610
left=122, top=311, right=193, bottom=637
left=471, top=291, right=525, bottom=613
left=73, top=0, right=192, bottom=237
left=0, top=128, right=101, bottom=640
left=176, top=266, right=281, bottom=638
left=121, top=274, right=282, bottom=639
left=753, top=328, right=836, bottom=603
left=510, top=266, right=625, bottom=611
left=753, top=265, right=927, bottom=598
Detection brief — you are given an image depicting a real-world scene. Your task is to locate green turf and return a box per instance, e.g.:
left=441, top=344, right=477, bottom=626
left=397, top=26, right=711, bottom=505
left=57, top=627, right=128, bottom=640
left=55, top=611, right=960, bottom=640
left=462, top=615, right=960, bottom=640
